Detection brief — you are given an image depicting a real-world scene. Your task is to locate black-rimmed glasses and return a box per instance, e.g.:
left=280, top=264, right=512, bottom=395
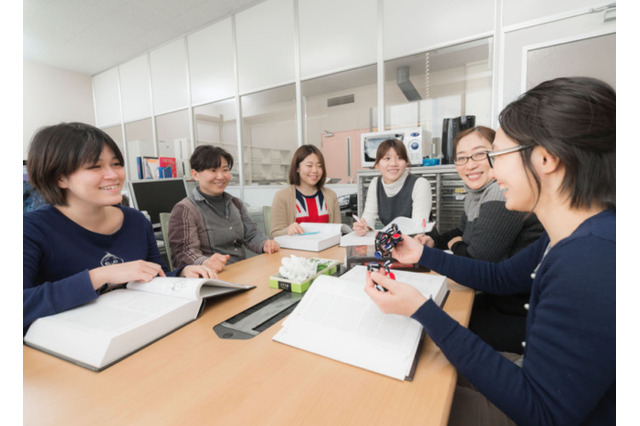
left=486, top=145, right=532, bottom=168
left=453, top=151, right=489, bottom=166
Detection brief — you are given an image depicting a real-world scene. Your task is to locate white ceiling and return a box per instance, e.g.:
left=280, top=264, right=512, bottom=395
left=23, top=0, right=266, bottom=76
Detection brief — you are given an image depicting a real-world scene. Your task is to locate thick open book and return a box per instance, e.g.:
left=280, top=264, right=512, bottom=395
left=340, top=217, right=434, bottom=247
left=275, top=222, right=352, bottom=252
left=23, top=277, right=255, bottom=371
left=272, top=265, right=448, bottom=380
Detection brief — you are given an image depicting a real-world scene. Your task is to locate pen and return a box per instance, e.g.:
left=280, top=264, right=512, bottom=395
left=295, top=231, right=320, bottom=236
left=352, top=214, right=364, bottom=226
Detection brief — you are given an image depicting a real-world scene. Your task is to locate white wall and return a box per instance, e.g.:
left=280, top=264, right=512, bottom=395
left=23, top=60, right=95, bottom=158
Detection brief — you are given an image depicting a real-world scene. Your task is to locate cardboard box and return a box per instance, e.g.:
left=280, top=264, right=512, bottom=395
left=269, top=258, right=340, bottom=293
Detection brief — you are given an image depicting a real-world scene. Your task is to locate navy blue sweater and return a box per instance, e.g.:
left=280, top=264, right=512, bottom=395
left=23, top=205, right=177, bottom=333
left=412, top=209, right=615, bottom=425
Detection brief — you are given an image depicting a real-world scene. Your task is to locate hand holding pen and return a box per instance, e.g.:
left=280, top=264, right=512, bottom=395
left=352, top=214, right=369, bottom=237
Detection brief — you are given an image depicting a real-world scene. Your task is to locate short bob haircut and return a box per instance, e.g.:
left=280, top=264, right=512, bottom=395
left=288, top=144, right=327, bottom=189
left=499, top=76, right=615, bottom=210
left=190, top=145, right=234, bottom=172
left=453, top=126, right=496, bottom=156
left=27, top=122, right=125, bottom=206
left=374, top=139, right=410, bottom=167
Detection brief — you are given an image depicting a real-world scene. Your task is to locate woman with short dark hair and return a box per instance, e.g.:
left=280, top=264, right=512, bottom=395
left=270, top=144, right=341, bottom=237
left=23, top=123, right=215, bottom=333
left=365, top=77, right=615, bottom=425
left=169, top=145, right=279, bottom=271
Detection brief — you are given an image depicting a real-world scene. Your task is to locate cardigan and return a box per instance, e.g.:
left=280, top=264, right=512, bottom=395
left=270, top=185, right=340, bottom=238
left=411, top=209, right=615, bottom=425
left=168, top=187, right=267, bottom=268
left=23, top=204, right=174, bottom=333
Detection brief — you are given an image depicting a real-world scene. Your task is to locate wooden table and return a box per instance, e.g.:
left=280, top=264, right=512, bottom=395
left=23, top=247, right=474, bottom=426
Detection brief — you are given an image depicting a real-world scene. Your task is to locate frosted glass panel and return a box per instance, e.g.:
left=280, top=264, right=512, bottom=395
left=502, top=13, right=615, bottom=109
left=150, top=39, right=188, bottom=114
left=298, top=0, right=377, bottom=78
left=383, top=0, right=493, bottom=61
left=503, top=0, right=599, bottom=27
left=235, top=0, right=296, bottom=94
left=188, top=19, right=235, bottom=105
left=526, top=33, right=615, bottom=90
left=93, top=68, right=121, bottom=127
left=120, top=56, right=152, bottom=122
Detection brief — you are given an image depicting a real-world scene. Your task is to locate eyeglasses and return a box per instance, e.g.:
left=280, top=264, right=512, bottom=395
left=486, top=145, right=532, bottom=168
left=453, top=151, right=489, bottom=166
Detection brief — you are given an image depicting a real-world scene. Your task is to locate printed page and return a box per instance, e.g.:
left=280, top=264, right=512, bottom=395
left=274, top=267, right=446, bottom=380
left=128, top=277, right=206, bottom=301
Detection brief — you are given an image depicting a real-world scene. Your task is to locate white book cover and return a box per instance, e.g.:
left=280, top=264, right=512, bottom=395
left=274, top=222, right=350, bottom=251
left=273, top=266, right=448, bottom=380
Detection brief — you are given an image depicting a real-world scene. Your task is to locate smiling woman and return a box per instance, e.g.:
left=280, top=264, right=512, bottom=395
left=418, top=125, right=543, bottom=354
left=354, top=139, right=432, bottom=236
left=168, top=145, right=279, bottom=270
left=269, top=144, right=341, bottom=237
left=23, top=122, right=215, bottom=334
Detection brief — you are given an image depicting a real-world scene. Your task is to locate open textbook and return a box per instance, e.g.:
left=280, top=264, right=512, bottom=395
left=24, top=277, right=255, bottom=371
left=272, top=265, right=448, bottom=380
left=340, top=216, right=435, bottom=247
left=275, top=222, right=352, bottom=251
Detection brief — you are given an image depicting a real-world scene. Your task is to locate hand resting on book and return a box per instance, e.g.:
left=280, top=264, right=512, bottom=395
left=89, top=260, right=217, bottom=289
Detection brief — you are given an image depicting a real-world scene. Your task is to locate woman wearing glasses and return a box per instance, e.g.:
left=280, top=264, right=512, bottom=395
left=365, top=77, right=615, bottom=425
left=416, top=126, right=543, bottom=354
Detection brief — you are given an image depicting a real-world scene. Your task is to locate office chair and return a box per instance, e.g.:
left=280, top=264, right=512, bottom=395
left=159, top=212, right=173, bottom=271
left=263, top=205, right=271, bottom=236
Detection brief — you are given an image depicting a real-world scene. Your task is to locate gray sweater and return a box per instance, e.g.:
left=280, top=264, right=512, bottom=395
left=430, top=180, right=543, bottom=261
left=168, top=187, right=267, bottom=268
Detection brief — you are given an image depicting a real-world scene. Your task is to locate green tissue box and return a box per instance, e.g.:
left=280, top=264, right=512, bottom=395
left=269, top=258, right=339, bottom=293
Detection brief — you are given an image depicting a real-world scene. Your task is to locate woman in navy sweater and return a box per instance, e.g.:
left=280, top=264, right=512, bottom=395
left=365, top=77, right=615, bottom=425
left=23, top=123, right=215, bottom=333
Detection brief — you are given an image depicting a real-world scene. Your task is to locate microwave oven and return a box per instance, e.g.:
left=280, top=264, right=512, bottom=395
left=360, top=127, right=424, bottom=168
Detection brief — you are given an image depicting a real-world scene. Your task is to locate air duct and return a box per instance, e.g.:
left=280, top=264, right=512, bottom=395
left=397, top=66, right=422, bottom=102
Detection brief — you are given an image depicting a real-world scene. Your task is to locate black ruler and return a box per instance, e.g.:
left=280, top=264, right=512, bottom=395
left=213, top=291, right=304, bottom=340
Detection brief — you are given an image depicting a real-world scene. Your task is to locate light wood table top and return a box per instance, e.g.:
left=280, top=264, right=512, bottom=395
left=23, top=246, right=474, bottom=426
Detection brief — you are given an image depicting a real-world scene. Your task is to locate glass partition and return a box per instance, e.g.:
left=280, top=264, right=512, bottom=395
left=240, top=84, right=296, bottom=185
left=124, top=118, right=154, bottom=181
left=301, top=64, right=377, bottom=183
left=384, top=37, right=493, bottom=160
left=194, top=98, right=239, bottom=185
left=155, top=109, right=191, bottom=178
